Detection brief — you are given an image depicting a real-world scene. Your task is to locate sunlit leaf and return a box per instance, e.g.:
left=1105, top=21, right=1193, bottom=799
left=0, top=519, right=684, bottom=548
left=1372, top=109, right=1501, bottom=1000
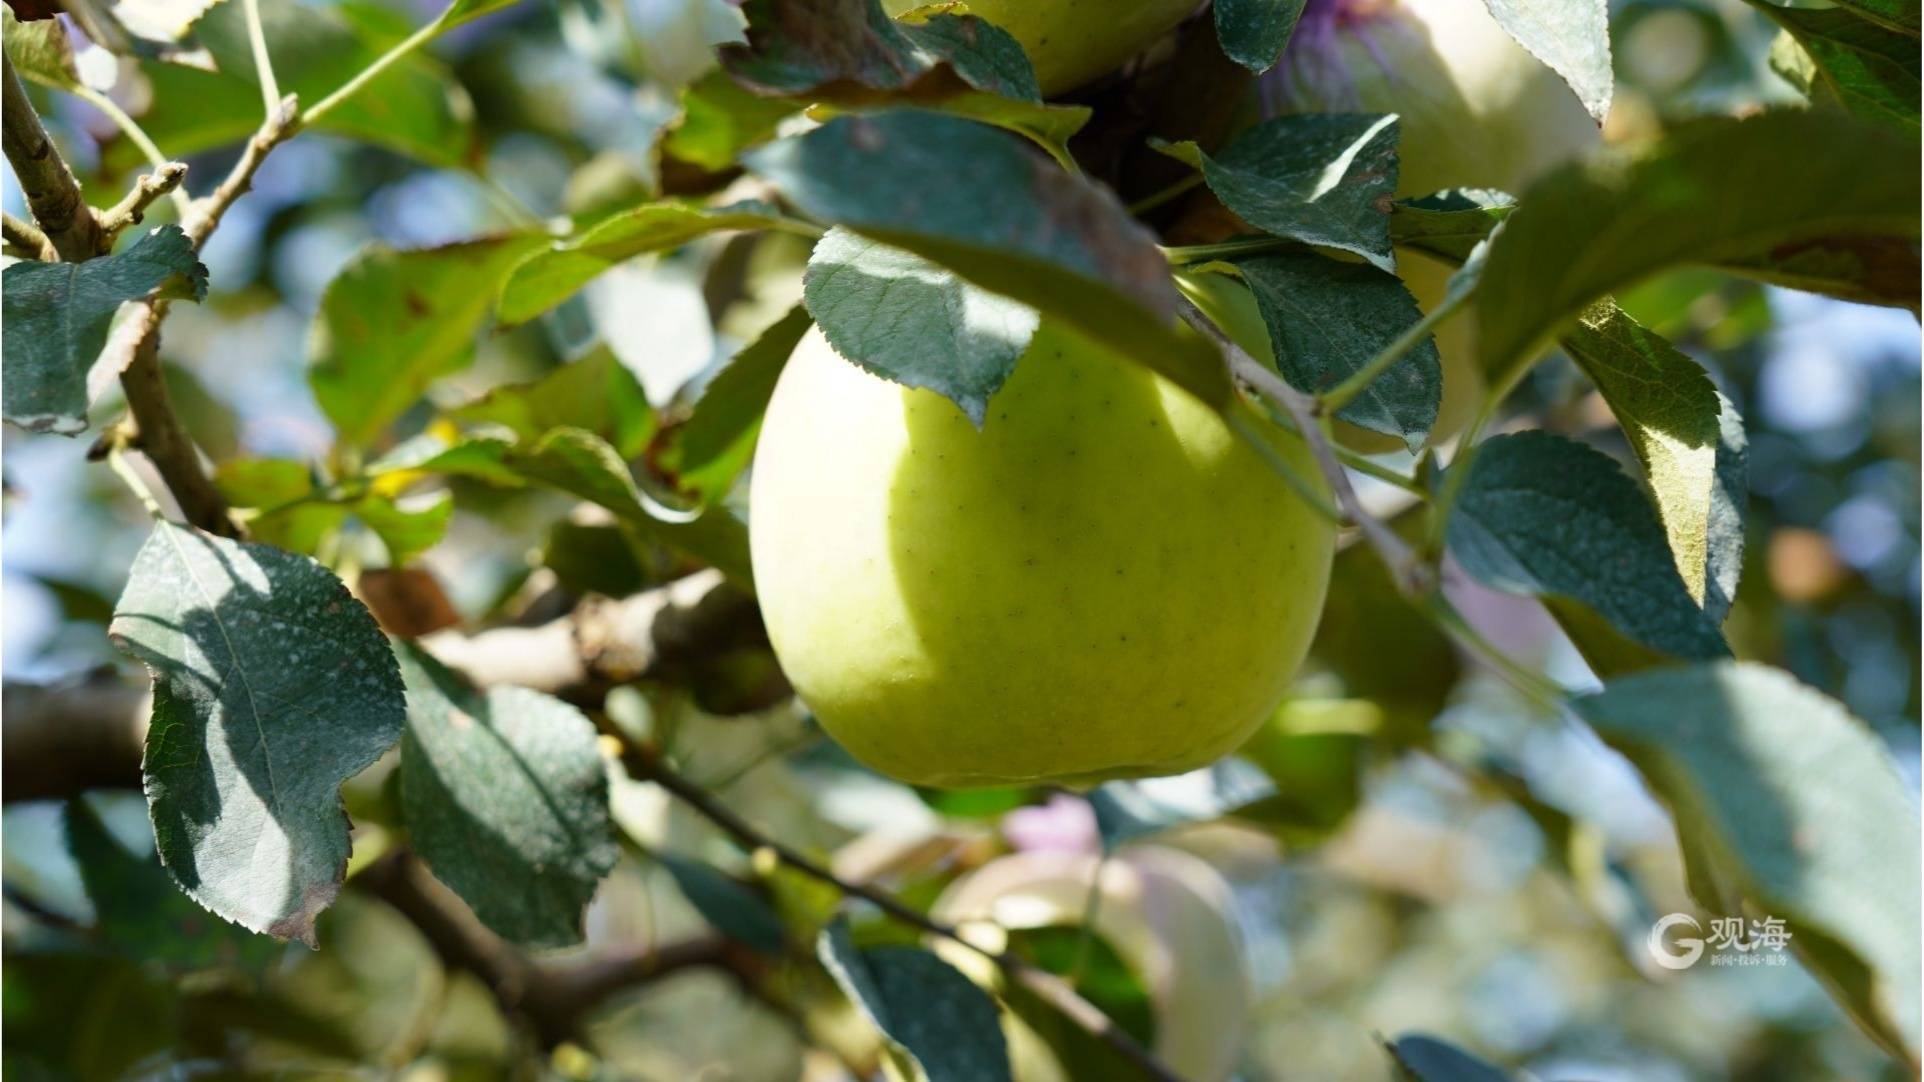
left=803, top=228, right=1038, bottom=425
left=1480, top=0, right=1614, bottom=122
left=109, top=523, right=406, bottom=943
left=656, top=304, right=813, bottom=505
left=1576, top=662, right=1922, bottom=1061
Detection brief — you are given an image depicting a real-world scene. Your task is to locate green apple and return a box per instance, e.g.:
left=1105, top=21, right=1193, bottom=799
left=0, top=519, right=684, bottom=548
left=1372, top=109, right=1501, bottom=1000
left=884, top=0, right=1197, bottom=97
left=749, top=324, right=1334, bottom=788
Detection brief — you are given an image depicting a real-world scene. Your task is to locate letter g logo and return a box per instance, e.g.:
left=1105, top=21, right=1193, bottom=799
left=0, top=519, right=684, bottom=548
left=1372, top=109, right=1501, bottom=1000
left=1649, top=912, right=1705, bottom=970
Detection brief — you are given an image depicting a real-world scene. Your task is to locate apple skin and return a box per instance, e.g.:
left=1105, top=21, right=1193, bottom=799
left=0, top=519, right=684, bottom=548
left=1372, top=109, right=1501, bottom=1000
left=884, top=0, right=1196, bottom=97
left=749, top=324, right=1334, bottom=789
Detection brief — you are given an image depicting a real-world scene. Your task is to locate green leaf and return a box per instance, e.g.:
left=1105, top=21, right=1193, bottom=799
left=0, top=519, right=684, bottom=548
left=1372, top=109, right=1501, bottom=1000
left=1713, top=232, right=1923, bottom=309
left=1560, top=303, right=1728, bottom=612
left=1826, top=0, right=1921, bottom=35
left=1386, top=1033, right=1513, bottom=1081
left=355, top=491, right=453, bottom=566
left=3, top=225, right=208, bottom=435
left=450, top=346, right=656, bottom=459
left=1311, top=515, right=1461, bottom=742
left=308, top=234, right=548, bottom=449
left=1213, top=0, right=1306, bottom=73
left=1004, top=926, right=1156, bottom=1047
left=65, top=796, right=276, bottom=970
left=1231, top=252, right=1441, bottom=448
left=662, top=69, right=805, bottom=172
left=1703, top=393, right=1747, bottom=625
left=215, top=458, right=344, bottom=556
left=1752, top=1, right=1919, bottom=130
left=2, top=6, right=81, bottom=89
left=1389, top=189, right=1517, bottom=265
left=1480, top=0, right=1613, bottom=122
left=496, top=203, right=789, bottom=327
left=108, top=522, right=407, bottom=944
left=112, top=0, right=474, bottom=172
left=1575, top=662, right=1922, bottom=1061
left=1234, top=701, right=1370, bottom=846
left=1477, top=109, right=1920, bottom=378
left=723, top=0, right=1040, bottom=101
left=1184, top=113, right=1401, bottom=272
left=656, top=852, right=785, bottom=955
left=657, top=304, right=813, bottom=505
left=816, top=916, right=1014, bottom=1082
left=803, top=228, right=1039, bottom=426
left=403, top=428, right=754, bottom=586
left=1445, top=431, right=1729, bottom=661
left=744, top=110, right=1229, bottom=409
left=397, top=646, right=617, bottom=949
left=542, top=519, right=650, bottom=597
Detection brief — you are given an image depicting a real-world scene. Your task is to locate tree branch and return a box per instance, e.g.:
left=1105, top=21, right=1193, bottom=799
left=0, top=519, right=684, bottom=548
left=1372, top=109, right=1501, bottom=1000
left=98, top=162, right=190, bottom=240
left=1, top=53, right=103, bottom=260
left=1176, top=293, right=1434, bottom=597
left=625, top=751, right=1186, bottom=1082
left=3, top=210, right=54, bottom=260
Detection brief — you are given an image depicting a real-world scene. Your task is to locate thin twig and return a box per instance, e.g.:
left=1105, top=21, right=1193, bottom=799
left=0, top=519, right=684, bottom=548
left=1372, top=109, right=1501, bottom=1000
left=3, top=211, right=54, bottom=259
left=98, top=162, right=190, bottom=239
left=628, top=751, right=1185, bottom=1082
left=1, top=53, right=103, bottom=259
left=302, top=3, right=452, bottom=125
left=1177, top=292, right=1433, bottom=596
left=184, top=94, right=301, bottom=245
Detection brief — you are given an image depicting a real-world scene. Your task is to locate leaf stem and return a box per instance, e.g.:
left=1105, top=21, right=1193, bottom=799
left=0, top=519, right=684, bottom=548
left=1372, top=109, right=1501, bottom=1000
left=241, top=0, right=282, bottom=114
left=71, top=86, right=194, bottom=219
left=1127, top=173, right=1204, bottom=216
left=1320, top=281, right=1470, bottom=416
left=1161, top=236, right=1299, bottom=264
left=303, top=4, right=454, bottom=126
left=98, top=162, right=190, bottom=240
left=3, top=211, right=53, bottom=259
left=107, top=445, right=167, bottom=520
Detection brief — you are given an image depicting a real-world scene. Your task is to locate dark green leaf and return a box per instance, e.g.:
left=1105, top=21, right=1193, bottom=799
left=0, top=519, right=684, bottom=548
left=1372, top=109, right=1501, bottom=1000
left=1445, top=431, right=1729, bottom=661
left=656, top=852, right=785, bottom=955
left=1480, top=0, right=1614, bottom=122
left=1826, top=0, right=1920, bottom=35
left=1005, top=927, right=1155, bottom=1047
left=397, top=646, right=617, bottom=949
left=1560, top=302, right=1728, bottom=615
left=743, top=110, right=1229, bottom=409
left=1213, top=0, right=1306, bottom=73
left=1716, top=229, right=1923, bottom=310
left=1229, top=254, right=1441, bottom=448
left=495, top=203, right=789, bottom=327
left=1754, top=2, right=1919, bottom=129
left=451, top=346, right=656, bottom=459
left=542, top=519, right=651, bottom=597
left=1576, top=662, right=1921, bottom=1060
left=658, top=304, right=814, bottom=505
left=65, top=796, right=277, bottom=970
left=108, top=522, right=407, bottom=944
left=1387, top=1033, right=1514, bottom=1081
left=2, top=225, right=207, bottom=435
left=1189, top=113, right=1401, bottom=271
left=308, top=233, right=548, bottom=448
left=1234, top=701, right=1370, bottom=846
left=1477, top=109, right=1920, bottom=377
left=1389, top=189, right=1517, bottom=265
left=817, top=917, right=1014, bottom=1082
left=723, top=0, right=1039, bottom=102
left=803, top=228, right=1038, bottom=425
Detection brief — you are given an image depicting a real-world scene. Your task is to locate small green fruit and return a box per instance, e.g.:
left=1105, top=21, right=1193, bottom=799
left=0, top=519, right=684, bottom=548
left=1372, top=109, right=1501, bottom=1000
left=886, top=0, right=1197, bottom=97
left=749, top=324, right=1334, bottom=788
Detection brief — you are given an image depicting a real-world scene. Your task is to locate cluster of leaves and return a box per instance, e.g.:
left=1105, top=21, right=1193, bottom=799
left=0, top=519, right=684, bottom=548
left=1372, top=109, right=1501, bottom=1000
left=1, top=0, right=1920, bottom=1076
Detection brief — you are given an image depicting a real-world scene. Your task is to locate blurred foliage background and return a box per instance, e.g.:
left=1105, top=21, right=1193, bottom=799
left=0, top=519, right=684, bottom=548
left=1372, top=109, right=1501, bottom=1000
left=1, top=0, right=1917, bottom=1078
